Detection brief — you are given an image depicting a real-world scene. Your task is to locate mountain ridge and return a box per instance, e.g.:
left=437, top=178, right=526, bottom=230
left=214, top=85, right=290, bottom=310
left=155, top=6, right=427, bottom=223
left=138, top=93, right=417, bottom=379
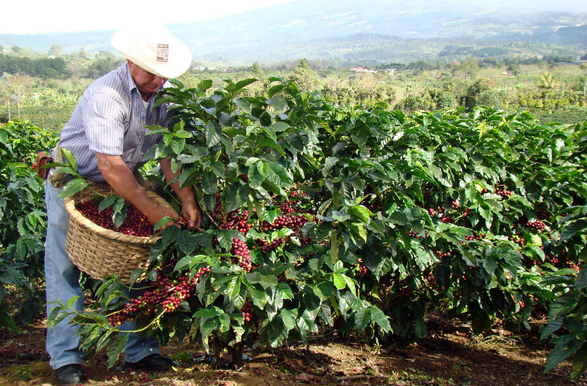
left=1, top=0, right=586, bottom=65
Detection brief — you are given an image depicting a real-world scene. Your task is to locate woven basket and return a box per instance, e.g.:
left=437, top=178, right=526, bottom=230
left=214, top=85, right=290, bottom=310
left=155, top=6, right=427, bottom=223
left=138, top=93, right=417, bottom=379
left=63, top=183, right=172, bottom=283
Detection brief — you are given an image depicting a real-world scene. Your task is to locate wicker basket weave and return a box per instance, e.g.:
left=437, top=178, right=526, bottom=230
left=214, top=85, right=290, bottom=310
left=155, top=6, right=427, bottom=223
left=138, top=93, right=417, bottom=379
left=63, top=183, right=172, bottom=283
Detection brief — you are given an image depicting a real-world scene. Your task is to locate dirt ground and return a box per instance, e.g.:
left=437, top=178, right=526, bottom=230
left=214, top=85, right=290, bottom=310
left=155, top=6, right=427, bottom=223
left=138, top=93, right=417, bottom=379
left=1, top=314, right=586, bottom=386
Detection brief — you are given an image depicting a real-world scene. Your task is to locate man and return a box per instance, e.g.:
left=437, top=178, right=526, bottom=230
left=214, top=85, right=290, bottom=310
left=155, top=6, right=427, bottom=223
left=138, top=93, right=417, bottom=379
left=44, top=25, right=201, bottom=385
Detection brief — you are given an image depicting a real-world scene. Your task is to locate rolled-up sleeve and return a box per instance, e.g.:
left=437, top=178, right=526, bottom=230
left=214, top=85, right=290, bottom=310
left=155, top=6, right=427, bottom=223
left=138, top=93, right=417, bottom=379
left=84, top=91, right=127, bottom=156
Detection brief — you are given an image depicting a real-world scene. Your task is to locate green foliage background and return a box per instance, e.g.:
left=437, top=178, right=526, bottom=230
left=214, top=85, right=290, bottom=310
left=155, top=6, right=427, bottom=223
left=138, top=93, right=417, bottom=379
left=0, top=47, right=586, bottom=379
left=38, top=76, right=587, bottom=379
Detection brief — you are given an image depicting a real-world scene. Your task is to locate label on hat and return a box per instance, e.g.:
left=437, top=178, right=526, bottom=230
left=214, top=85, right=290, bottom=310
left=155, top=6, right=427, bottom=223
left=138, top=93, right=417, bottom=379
left=157, top=44, right=169, bottom=63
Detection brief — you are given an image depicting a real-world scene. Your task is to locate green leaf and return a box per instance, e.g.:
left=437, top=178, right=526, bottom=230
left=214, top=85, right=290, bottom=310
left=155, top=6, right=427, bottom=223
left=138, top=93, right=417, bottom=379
left=561, top=220, right=587, bottom=241
left=233, top=78, right=257, bottom=93
left=226, top=276, right=241, bottom=301
left=234, top=98, right=251, bottom=114
left=176, top=230, right=198, bottom=255
left=107, top=334, right=129, bottom=369
left=60, top=147, right=78, bottom=171
left=175, top=255, right=206, bottom=272
left=268, top=83, right=285, bottom=98
left=347, top=222, right=368, bottom=244
left=348, top=205, right=372, bottom=223
left=389, top=210, right=409, bottom=226
left=576, top=265, right=587, bottom=290
left=0, top=310, right=18, bottom=333
left=322, top=157, right=338, bottom=177
left=248, top=163, right=264, bottom=188
left=216, top=229, right=234, bottom=251
left=267, top=318, right=288, bottom=348
left=571, top=347, right=587, bottom=380
left=257, top=138, right=285, bottom=157
left=47, top=307, right=69, bottom=328
left=257, top=161, right=269, bottom=178
left=98, top=195, right=118, bottom=212
left=171, top=137, right=186, bottom=155
left=201, top=171, right=218, bottom=194
left=354, top=306, right=371, bottom=331
left=206, top=122, right=222, bottom=147
left=130, top=269, right=144, bottom=284
left=333, top=273, right=346, bottom=290
left=155, top=216, right=175, bottom=232
left=58, top=179, right=89, bottom=199
left=16, top=239, right=26, bottom=259
left=161, top=225, right=181, bottom=248
left=112, top=201, right=127, bottom=229
left=545, top=336, right=583, bottom=373
left=269, top=122, right=290, bottom=132
left=281, top=308, right=297, bottom=331
left=267, top=97, right=288, bottom=111
left=541, top=317, right=564, bottom=340
left=312, top=281, right=336, bottom=301
left=198, top=79, right=213, bottom=92
left=343, top=274, right=356, bottom=296
left=193, top=307, right=223, bottom=318
left=549, top=292, right=580, bottom=319
left=370, top=306, right=392, bottom=333
left=200, top=316, right=220, bottom=339
left=267, top=162, right=291, bottom=188
left=68, top=295, right=80, bottom=308
left=414, top=317, right=427, bottom=338
left=96, top=329, right=115, bottom=352
left=223, top=181, right=251, bottom=212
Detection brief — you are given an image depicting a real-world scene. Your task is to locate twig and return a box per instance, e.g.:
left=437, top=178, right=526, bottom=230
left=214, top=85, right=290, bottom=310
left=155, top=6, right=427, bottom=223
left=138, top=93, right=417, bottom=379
left=335, top=374, right=386, bottom=381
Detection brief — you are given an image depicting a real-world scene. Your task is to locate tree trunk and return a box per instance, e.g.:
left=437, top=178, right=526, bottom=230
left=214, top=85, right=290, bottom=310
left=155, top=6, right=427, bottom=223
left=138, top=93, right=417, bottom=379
left=229, top=342, right=244, bottom=369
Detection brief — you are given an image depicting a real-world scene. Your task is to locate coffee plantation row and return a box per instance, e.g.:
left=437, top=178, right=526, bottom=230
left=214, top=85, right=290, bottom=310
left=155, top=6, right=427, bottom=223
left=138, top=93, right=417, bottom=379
left=1, top=77, right=586, bottom=379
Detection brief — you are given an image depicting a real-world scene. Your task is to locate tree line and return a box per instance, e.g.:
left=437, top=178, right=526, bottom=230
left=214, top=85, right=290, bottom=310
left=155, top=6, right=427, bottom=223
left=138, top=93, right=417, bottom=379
left=0, top=54, right=71, bottom=79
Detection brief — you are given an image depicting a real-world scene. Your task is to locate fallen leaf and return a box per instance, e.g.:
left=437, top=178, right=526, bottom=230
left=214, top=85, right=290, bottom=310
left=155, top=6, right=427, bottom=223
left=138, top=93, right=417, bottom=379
left=295, top=372, right=318, bottom=383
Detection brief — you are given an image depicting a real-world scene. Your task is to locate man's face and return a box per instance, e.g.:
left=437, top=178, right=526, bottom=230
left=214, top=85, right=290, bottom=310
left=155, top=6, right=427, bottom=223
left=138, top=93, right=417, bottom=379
left=127, top=60, right=167, bottom=98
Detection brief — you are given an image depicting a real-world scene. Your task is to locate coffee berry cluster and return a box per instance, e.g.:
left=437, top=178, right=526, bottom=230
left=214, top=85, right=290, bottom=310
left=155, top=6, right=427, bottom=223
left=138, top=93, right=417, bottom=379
left=231, top=237, right=252, bottom=271
left=260, top=214, right=310, bottom=232
left=526, top=220, right=546, bottom=231
left=222, top=210, right=251, bottom=234
left=357, top=262, right=368, bottom=276
left=76, top=200, right=153, bottom=237
left=240, top=300, right=253, bottom=322
left=256, top=236, right=287, bottom=252
left=107, top=266, right=210, bottom=327
left=212, top=193, right=251, bottom=234
left=496, top=188, right=513, bottom=198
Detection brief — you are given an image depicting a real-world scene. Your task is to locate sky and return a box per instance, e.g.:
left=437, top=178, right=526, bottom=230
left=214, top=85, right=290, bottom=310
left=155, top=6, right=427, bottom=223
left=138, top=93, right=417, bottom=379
left=2, top=0, right=295, bottom=35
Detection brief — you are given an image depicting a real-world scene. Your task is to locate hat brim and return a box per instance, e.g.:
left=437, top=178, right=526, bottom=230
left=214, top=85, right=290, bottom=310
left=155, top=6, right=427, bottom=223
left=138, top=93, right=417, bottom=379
left=111, top=28, right=192, bottom=79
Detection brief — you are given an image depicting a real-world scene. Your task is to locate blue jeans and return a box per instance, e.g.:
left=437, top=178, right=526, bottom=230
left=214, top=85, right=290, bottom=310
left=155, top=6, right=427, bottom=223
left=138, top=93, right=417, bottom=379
left=44, top=178, right=160, bottom=370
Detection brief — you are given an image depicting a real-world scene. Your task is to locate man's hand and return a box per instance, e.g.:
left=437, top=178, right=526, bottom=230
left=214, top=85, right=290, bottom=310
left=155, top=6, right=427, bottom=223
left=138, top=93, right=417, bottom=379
left=161, top=157, right=203, bottom=231
left=148, top=203, right=179, bottom=230
left=181, top=200, right=202, bottom=230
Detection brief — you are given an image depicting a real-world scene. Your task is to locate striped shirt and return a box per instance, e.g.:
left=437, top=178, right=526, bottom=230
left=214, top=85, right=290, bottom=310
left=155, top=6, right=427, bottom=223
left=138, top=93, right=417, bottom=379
left=58, top=63, right=170, bottom=182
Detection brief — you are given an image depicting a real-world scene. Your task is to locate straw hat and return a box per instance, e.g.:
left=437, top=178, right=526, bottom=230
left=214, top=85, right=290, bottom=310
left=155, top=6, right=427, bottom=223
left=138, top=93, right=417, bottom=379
left=111, top=24, right=192, bottom=79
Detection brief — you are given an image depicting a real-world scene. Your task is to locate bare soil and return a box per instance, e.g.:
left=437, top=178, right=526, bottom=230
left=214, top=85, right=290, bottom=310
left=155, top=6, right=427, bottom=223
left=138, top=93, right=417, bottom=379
left=1, top=313, right=586, bottom=386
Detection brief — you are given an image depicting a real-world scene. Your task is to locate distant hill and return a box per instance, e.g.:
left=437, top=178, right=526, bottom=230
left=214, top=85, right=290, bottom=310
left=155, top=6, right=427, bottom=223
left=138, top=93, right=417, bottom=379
left=1, top=0, right=586, bottom=65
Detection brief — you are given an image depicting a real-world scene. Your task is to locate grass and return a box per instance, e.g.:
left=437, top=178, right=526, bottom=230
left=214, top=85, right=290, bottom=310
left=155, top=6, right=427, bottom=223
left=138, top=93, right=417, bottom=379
left=0, top=105, right=74, bottom=132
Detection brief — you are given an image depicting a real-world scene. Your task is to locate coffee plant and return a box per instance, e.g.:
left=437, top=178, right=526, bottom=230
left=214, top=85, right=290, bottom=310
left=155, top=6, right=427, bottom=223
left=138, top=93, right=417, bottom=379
left=46, top=78, right=587, bottom=379
left=0, top=119, right=59, bottom=330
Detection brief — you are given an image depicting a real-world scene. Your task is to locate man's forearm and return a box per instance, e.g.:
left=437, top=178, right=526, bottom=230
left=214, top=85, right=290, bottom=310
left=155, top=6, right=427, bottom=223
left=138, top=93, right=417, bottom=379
left=96, top=154, right=159, bottom=220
